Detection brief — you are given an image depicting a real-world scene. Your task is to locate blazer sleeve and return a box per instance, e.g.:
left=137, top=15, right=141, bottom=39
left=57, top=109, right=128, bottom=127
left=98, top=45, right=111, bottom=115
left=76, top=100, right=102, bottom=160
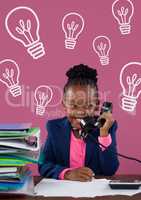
left=98, top=120, right=120, bottom=176
left=38, top=121, right=67, bottom=179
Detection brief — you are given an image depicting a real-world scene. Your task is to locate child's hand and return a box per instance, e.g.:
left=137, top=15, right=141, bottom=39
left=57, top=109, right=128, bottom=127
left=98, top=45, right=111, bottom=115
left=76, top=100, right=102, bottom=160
left=64, top=167, right=94, bottom=182
left=99, top=112, right=114, bottom=137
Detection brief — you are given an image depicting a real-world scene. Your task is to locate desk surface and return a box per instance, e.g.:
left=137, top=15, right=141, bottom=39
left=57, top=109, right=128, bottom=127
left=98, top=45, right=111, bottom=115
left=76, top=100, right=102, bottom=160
left=1, top=175, right=141, bottom=200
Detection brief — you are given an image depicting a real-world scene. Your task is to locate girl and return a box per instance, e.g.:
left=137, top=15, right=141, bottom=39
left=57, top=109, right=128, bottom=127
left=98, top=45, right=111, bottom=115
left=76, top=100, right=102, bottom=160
left=38, top=64, right=119, bottom=181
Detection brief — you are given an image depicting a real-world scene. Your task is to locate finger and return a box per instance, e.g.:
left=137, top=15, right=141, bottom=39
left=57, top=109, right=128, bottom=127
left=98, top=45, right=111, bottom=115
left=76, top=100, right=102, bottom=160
left=79, top=170, right=94, bottom=178
left=80, top=167, right=94, bottom=176
left=100, top=115, right=114, bottom=127
left=105, top=118, right=114, bottom=127
left=77, top=177, right=88, bottom=182
left=81, top=167, right=93, bottom=173
left=102, top=121, right=112, bottom=130
left=79, top=174, right=92, bottom=182
left=100, top=112, right=113, bottom=120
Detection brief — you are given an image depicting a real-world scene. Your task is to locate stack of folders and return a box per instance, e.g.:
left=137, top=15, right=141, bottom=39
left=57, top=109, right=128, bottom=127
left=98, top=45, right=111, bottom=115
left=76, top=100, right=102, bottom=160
left=0, top=123, right=40, bottom=195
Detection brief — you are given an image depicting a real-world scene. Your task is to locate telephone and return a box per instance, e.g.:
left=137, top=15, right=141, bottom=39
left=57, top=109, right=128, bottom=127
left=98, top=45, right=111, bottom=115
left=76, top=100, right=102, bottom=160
left=95, top=101, right=113, bottom=128
left=79, top=101, right=113, bottom=138
left=109, top=180, right=141, bottom=189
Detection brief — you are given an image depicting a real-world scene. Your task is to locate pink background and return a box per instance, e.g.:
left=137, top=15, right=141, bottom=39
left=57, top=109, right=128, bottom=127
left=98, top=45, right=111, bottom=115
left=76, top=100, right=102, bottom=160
left=0, top=0, right=141, bottom=175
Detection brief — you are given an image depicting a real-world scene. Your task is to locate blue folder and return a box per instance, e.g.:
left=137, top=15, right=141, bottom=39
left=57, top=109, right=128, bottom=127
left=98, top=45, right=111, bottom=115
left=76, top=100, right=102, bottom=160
left=0, top=123, right=32, bottom=131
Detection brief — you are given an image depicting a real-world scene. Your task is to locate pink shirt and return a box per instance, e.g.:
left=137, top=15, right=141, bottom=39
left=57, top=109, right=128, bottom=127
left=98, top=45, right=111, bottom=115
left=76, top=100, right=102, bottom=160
left=59, top=132, right=112, bottom=179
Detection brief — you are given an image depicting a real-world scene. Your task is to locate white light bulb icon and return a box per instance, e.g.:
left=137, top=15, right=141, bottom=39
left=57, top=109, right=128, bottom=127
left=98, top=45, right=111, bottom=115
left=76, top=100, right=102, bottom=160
left=93, top=36, right=111, bottom=66
left=120, top=62, right=141, bottom=112
left=34, top=85, right=53, bottom=116
left=62, top=12, right=85, bottom=49
left=112, top=0, right=134, bottom=35
left=5, top=6, right=45, bottom=59
left=0, top=59, right=21, bottom=97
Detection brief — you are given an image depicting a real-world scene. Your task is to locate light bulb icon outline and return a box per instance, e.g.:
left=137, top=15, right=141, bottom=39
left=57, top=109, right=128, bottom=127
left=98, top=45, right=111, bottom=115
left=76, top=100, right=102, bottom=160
left=5, top=6, right=45, bottom=59
left=0, top=59, right=21, bottom=97
left=120, top=62, right=141, bottom=112
left=112, top=0, right=134, bottom=35
left=62, top=12, right=85, bottom=49
left=92, top=35, right=111, bottom=66
left=34, top=85, right=53, bottom=116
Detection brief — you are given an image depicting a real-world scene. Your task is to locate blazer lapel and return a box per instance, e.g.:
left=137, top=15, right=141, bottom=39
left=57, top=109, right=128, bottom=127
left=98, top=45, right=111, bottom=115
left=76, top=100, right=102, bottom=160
left=85, top=129, right=99, bottom=167
left=85, top=137, right=93, bottom=166
left=61, top=118, right=71, bottom=166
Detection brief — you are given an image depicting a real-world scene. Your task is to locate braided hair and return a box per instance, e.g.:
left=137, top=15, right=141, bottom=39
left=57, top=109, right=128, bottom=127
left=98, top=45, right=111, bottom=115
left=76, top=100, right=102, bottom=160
left=64, top=64, right=99, bottom=109
left=64, top=64, right=98, bottom=91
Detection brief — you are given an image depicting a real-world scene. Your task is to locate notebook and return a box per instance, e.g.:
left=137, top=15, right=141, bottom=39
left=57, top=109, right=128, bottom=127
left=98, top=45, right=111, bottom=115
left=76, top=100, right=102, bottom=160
left=0, top=123, right=32, bottom=131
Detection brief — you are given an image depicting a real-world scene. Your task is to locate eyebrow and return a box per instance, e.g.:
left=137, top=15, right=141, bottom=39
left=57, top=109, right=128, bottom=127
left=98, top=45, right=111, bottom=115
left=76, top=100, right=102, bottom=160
left=65, top=101, right=97, bottom=105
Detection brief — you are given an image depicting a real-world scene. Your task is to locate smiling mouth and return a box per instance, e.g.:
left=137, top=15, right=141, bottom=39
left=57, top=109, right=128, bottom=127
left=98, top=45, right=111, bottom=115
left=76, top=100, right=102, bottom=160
left=75, top=118, right=83, bottom=122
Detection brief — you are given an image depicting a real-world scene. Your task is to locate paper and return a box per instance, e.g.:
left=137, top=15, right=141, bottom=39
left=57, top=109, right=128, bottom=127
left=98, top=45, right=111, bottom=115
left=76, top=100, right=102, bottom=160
left=0, top=176, right=34, bottom=196
left=0, top=128, right=40, bottom=151
left=35, top=178, right=141, bottom=197
left=0, top=167, right=17, bottom=173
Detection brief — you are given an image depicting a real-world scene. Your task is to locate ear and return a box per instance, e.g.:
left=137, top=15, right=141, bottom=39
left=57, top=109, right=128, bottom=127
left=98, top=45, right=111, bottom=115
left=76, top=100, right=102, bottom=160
left=62, top=99, right=65, bottom=107
left=95, top=99, right=100, bottom=111
left=62, top=98, right=67, bottom=111
left=62, top=98, right=67, bottom=113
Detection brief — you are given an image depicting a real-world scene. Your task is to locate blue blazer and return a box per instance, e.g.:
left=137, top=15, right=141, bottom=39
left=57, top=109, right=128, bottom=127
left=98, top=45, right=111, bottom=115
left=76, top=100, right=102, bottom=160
left=38, top=117, right=119, bottom=179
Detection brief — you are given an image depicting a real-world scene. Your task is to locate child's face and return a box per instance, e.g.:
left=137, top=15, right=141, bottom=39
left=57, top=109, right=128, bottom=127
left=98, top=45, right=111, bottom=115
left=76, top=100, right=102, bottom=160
left=63, top=84, right=99, bottom=129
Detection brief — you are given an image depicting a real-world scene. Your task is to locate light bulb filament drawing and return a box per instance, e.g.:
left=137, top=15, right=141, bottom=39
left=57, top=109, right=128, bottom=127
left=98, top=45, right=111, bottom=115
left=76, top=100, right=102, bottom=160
left=67, top=21, right=79, bottom=40
left=117, top=7, right=129, bottom=24
left=16, top=19, right=34, bottom=45
left=97, top=42, right=107, bottom=57
left=126, top=74, right=141, bottom=97
left=3, top=68, right=15, bottom=87
left=38, top=92, right=49, bottom=107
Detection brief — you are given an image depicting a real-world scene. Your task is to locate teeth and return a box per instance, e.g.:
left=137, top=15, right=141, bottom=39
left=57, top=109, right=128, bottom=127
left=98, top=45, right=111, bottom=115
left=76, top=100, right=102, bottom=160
left=76, top=118, right=82, bottom=122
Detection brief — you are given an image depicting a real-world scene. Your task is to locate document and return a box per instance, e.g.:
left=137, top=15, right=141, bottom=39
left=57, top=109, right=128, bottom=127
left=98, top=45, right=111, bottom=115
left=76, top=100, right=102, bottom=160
left=0, top=128, right=40, bottom=151
left=35, top=178, right=141, bottom=197
left=0, top=176, right=34, bottom=196
left=0, top=167, right=17, bottom=173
